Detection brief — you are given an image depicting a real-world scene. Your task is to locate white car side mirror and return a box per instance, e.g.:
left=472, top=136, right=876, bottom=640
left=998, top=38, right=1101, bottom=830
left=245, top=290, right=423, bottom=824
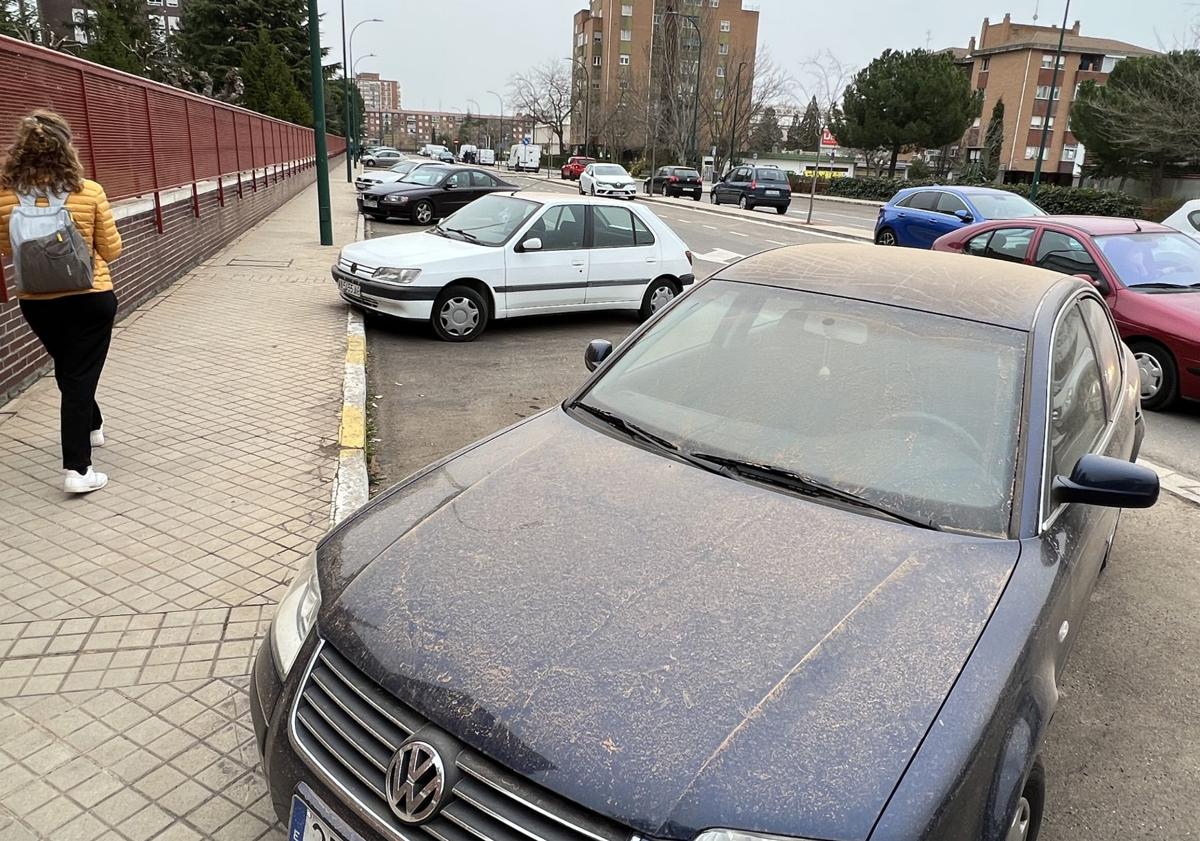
left=520, top=237, right=543, bottom=252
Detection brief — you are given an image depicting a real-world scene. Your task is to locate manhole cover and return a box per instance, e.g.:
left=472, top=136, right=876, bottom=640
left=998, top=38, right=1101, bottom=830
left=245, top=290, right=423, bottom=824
left=227, top=257, right=294, bottom=268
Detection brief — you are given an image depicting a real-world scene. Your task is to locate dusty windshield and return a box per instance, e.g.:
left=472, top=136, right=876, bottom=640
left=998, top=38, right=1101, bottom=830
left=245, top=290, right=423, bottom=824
left=967, top=192, right=1046, bottom=219
left=1095, top=232, right=1200, bottom=289
left=402, top=167, right=451, bottom=186
left=432, top=195, right=538, bottom=246
left=580, top=281, right=1026, bottom=535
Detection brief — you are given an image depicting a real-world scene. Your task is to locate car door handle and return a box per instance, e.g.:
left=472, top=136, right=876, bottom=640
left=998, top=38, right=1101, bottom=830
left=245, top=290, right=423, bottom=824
left=571, top=259, right=586, bottom=266
left=645, top=257, right=658, bottom=263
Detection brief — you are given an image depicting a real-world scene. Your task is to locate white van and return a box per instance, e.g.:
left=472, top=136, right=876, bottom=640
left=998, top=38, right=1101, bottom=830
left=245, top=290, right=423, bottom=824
left=478, top=148, right=496, bottom=166
left=507, top=143, right=542, bottom=173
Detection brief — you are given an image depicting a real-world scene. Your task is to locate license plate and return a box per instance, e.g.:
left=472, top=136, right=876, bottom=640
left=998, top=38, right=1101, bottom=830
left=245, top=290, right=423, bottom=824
left=289, top=797, right=347, bottom=841
left=363, top=198, right=378, bottom=208
left=765, top=190, right=781, bottom=196
left=343, top=281, right=361, bottom=298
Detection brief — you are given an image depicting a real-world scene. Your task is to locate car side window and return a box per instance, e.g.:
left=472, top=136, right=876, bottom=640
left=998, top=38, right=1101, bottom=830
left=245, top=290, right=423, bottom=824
left=1188, top=210, right=1200, bottom=233
left=936, top=192, right=969, bottom=216
left=593, top=206, right=638, bottom=248
left=1035, top=231, right=1102, bottom=282
left=895, top=193, right=915, bottom=208
left=470, top=171, right=496, bottom=187
left=979, top=227, right=1034, bottom=263
left=527, top=205, right=586, bottom=251
left=631, top=211, right=656, bottom=246
left=908, top=191, right=940, bottom=212
left=444, top=172, right=466, bottom=188
left=735, top=167, right=750, bottom=181
left=965, top=231, right=992, bottom=256
left=1048, top=303, right=1108, bottom=494
left=1078, top=296, right=1123, bottom=409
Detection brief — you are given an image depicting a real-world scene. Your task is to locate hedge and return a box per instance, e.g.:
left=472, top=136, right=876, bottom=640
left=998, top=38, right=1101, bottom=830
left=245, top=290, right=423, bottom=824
left=824, top=176, right=1143, bottom=217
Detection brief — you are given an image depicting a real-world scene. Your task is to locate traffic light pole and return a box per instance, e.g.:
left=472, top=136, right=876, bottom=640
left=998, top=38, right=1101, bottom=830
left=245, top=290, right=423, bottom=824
left=307, top=0, right=333, bottom=245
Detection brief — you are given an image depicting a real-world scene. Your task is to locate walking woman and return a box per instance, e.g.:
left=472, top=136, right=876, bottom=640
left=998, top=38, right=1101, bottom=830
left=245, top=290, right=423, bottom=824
left=0, top=110, right=122, bottom=494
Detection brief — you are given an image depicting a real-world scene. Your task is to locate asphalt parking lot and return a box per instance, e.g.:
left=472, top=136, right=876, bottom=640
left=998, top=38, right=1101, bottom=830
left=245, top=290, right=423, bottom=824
left=358, top=195, right=1199, bottom=840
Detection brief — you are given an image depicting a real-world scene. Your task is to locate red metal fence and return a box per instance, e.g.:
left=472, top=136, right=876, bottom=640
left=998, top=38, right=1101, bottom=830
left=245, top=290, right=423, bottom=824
left=0, top=34, right=344, bottom=205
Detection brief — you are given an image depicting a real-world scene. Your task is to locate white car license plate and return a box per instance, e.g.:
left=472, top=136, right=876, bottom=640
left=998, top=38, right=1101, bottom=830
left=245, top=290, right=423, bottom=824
left=343, top=281, right=361, bottom=298
left=765, top=190, right=781, bottom=197
left=363, top=198, right=378, bottom=208
left=289, top=797, right=347, bottom=841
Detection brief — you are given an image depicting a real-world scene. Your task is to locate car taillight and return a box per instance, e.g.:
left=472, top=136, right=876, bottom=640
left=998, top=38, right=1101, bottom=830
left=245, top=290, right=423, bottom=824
left=685, top=250, right=694, bottom=266
left=669, top=175, right=678, bottom=182
left=750, top=180, right=757, bottom=190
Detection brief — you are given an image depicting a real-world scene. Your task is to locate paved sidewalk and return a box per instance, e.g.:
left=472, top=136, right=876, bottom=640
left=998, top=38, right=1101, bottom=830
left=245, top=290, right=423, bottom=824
left=0, top=176, right=357, bottom=840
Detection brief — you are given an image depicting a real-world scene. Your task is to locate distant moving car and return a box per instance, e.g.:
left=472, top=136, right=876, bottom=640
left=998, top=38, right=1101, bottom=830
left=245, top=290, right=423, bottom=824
left=359, top=165, right=516, bottom=226
left=436, top=150, right=457, bottom=163
left=1163, top=199, right=1200, bottom=243
left=561, top=155, right=597, bottom=180
left=934, top=216, right=1200, bottom=410
left=711, top=164, right=791, bottom=213
left=361, top=148, right=402, bottom=167
left=645, top=165, right=703, bottom=199
left=332, top=193, right=694, bottom=341
left=875, top=186, right=1045, bottom=248
left=354, top=159, right=440, bottom=193
left=419, top=144, right=450, bottom=158
left=579, top=163, right=637, bottom=199
left=263, top=246, right=1156, bottom=841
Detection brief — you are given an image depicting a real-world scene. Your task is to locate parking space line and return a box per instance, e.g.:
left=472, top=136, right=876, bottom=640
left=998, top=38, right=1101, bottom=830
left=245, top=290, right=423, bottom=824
left=728, top=231, right=750, bottom=237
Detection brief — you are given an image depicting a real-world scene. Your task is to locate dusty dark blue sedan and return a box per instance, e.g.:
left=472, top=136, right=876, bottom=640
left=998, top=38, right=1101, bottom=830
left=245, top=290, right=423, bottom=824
left=252, top=245, right=1157, bottom=841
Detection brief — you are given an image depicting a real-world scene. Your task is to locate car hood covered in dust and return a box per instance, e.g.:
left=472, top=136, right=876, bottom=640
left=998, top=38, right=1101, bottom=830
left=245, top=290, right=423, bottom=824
left=316, top=409, right=1020, bottom=841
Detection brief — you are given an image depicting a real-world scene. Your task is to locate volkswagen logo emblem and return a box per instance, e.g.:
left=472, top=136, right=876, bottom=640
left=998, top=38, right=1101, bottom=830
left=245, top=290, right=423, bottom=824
left=385, top=740, right=445, bottom=824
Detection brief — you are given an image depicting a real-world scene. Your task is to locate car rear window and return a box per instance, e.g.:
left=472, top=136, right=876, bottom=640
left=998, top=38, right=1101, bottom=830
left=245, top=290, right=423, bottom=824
left=675, top=169, right=701, bottom=179
left=756, top=169, right=787, bottom=181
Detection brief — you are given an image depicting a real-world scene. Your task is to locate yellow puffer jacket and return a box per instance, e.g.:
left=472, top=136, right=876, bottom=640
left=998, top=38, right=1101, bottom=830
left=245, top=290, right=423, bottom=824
left=0, top=179, right=122, bottom=300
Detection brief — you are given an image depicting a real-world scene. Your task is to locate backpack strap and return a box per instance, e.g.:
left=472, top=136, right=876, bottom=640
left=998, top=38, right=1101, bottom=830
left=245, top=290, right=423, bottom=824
left=16, top=192, right=38, bottom=208
left=45, top=191, right=68, bottom=210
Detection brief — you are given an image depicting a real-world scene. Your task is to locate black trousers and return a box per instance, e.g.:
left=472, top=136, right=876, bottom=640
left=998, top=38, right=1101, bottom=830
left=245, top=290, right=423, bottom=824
left=19, top=291, right=118, bottom=473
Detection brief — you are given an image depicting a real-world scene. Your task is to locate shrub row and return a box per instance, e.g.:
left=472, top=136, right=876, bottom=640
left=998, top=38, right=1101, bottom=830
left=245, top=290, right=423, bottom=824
left=824, top=176, right=1143, bottom=218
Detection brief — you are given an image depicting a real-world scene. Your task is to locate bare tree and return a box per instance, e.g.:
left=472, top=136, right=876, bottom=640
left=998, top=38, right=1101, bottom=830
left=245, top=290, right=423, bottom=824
left=797, top=50, right=861, bottom=168
left=509, top=58, right=574, bottom=158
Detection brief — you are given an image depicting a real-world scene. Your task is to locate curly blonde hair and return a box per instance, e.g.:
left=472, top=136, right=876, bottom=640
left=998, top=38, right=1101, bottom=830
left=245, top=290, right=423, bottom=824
left=0, top=109, right=85, bottom=195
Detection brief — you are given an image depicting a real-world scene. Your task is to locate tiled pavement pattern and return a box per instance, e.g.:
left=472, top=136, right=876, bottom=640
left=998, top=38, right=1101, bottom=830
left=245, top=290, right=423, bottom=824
left=0, top=177, right=360, bottom=839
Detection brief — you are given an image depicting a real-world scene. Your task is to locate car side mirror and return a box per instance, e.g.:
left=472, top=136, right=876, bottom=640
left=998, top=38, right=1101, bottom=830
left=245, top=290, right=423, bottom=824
left=584, top=339, right=614, bottom=372
left=519, top=237, right=542, bottom=252
left=1052, top=454, right=1159, bottom=509
left=444, top=182, right=455, bottom=189
left=954, top=210, right=974, bottom=224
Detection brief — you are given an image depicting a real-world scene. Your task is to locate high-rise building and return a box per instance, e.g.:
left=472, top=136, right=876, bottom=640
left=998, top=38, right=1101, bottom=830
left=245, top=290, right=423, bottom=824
left=37, top=0, right=186, bottom=46
left=956, top=14, right=1156, bottom=184
left=570, top=0, right=760, bottom=156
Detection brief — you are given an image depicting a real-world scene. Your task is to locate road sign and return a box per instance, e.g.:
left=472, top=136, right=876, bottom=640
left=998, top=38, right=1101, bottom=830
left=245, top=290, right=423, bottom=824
left=522, top=136, right=530, bottom=145
left=820, top=128, right=839, bottom=148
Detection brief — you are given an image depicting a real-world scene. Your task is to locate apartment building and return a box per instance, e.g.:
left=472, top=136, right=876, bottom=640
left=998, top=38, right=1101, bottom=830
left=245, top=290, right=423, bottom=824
left=367, top=108, right=535, bottom=151
left=570, top=0, right=760, bottom=152
left=957, top=14, right=1156, bottom=184
left=39, top=0, right=185, bottom=45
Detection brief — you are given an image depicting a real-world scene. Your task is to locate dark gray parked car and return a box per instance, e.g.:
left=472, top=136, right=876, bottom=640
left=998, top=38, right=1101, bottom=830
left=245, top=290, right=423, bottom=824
left=252, top=246, right=1156, bottom=841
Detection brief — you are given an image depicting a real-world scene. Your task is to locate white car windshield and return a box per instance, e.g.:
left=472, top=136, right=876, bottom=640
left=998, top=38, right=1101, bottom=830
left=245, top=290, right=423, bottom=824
left=594, top=165, right=628, bottom=177
left=1095, top=232, right=1200, bottom=289
left=432, top=195, right=540, bottom=246
left=578, top=280, right=1026, bottom=536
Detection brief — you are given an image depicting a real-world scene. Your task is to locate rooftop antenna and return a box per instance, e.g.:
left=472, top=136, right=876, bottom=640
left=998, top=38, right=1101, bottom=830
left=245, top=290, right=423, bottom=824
left=925, top=29, right=932, bottom=49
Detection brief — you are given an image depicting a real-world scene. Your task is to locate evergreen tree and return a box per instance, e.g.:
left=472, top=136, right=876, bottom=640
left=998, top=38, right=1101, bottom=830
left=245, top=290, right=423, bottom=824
left=240, top=28, right=310, bottom=124
left=325, top=74, right=364, bottom=140
left=981, top=98, right=1005, bottom=182
left=750, top=106, right=782, bottom=154
left=0, top=0, right=41, bottom=41
left=788, top=96, right=822, bottom=151
left=76, top=0, right=157, bottom=77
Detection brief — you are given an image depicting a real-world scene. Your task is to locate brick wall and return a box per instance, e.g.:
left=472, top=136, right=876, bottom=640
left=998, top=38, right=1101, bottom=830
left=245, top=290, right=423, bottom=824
left=0, top=154, right=345, bottom=402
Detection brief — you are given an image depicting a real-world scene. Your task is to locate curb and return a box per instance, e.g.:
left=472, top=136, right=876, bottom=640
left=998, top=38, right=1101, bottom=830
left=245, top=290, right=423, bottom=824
left=329, top=212, right=371, bottom=527
left=1137, top=458, right=1200, bottom=508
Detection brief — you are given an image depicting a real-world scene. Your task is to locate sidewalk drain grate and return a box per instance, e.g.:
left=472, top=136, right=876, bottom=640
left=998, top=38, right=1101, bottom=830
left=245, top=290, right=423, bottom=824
left=227, top=256, right=294, bottom=268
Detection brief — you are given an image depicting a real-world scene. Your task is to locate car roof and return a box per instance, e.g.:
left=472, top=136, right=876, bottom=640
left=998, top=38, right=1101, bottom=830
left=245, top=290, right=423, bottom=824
left=511, top=192, right=658, bottom=210
left=715, top=243, right=1074, bottom=331
left=1033, top=215, right=1174, bottom=236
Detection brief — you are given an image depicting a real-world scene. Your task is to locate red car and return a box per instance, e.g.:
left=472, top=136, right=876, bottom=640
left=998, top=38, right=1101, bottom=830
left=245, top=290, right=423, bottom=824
left=933, top=216, right=1200, bottom=410
left=560, top=155, right=596, bottom=180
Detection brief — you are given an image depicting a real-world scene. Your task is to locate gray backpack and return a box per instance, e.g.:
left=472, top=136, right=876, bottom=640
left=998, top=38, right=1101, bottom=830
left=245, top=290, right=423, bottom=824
left=8, top=191, right=94, bottom=295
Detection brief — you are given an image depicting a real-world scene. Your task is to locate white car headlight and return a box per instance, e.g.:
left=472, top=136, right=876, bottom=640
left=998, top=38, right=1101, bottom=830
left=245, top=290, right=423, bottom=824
left=373, top=268, right=422, bottom=284
left=270, top=550, right=321, bottom=678
left=384, top=194, right=410, bottom=204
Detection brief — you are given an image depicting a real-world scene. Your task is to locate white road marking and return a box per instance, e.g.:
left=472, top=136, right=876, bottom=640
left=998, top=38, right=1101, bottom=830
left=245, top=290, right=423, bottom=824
left=692, top=248, right=746, bottom=264
left=765, top=239, right=786, bottom=245
left=728, top=231, right=750, bottom=237
left=702, top=224, right=717, bottom=230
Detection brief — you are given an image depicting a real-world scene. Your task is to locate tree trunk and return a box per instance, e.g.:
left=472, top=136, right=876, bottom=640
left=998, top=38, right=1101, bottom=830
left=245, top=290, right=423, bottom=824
left=888, top=145, right=900, bottom=178
left=1150, top=160, right=1165, bottom=198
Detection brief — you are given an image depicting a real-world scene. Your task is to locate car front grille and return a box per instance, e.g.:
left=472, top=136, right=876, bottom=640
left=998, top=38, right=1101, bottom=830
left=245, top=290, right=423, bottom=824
left=291, top=641, right=628, bottom=841
left=337, top=257, right=377, bottom=281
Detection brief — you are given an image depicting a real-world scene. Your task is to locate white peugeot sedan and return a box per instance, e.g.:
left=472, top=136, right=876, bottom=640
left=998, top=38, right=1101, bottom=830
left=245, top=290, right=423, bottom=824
left=332, top=193, right=695, bottom=341
left=579, top=163, right=637, bottom=199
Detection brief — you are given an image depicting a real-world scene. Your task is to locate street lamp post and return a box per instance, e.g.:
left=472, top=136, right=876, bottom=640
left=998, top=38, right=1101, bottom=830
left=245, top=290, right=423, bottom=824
left=306, top=0, right=332, bottom=244
left=666, top=11, right=702, bottom=169
left=1030, top=0, right=1070, bottom=204
left=564, top=56, right=592, bottom=158
left=727, top=60, right=748, bottom=175
left=487, top=90, right=505, bottom=156
left=347, top=17, right=382, bottom=164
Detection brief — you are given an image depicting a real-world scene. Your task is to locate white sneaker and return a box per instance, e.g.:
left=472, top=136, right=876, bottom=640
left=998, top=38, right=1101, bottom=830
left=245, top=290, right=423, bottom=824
left=90, top=427, right=105, bottom=447
left=64, top=468, right=108, bottom=494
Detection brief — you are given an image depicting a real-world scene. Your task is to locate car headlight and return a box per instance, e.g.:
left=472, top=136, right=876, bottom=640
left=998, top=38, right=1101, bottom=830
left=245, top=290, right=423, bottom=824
left=270, top=550, right=321, bottom=678
left=384, top=194, right=410, bottom=204
left=696, top=831, right=817, bottom=841
left=373, top=267, right=422, bottom=284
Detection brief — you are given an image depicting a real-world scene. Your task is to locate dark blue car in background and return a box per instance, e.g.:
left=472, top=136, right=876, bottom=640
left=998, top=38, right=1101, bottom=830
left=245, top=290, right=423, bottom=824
left=875, top=185, right=1045, bottom=248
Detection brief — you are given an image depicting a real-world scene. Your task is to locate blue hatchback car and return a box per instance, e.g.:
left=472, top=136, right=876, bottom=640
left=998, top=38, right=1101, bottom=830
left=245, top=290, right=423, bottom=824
left=875, top=186, right=1045, bottom=248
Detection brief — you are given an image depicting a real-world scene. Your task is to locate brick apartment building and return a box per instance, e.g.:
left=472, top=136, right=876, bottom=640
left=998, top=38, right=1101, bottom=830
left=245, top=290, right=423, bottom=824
left=38, top=0, right=185, bottom=45
left=368, top=108, right=535, bottom=152
left=571, top=0, right=760, bottom=152
left=957, top=14, right=1156, bottom=184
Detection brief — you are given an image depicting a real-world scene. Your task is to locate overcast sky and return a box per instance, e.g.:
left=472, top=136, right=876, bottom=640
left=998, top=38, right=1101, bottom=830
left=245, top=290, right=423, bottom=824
left=317, top=0, right=1191, bottom=112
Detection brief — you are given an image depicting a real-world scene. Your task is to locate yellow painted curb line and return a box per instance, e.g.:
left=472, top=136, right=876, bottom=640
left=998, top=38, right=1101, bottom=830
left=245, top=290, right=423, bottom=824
left=340, top=404, right=365, bottom=450
left=346, top=334, right=366, bottom=365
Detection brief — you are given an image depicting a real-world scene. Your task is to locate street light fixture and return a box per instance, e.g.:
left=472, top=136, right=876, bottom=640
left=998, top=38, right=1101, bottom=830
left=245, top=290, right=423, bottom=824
left=563, top=56, right=592, bottom=158
left=665, top=11, right=703, bottom=169
left=347, top=17, right=383, bottom=165
left=1030, top=0, right=1070, bottom=203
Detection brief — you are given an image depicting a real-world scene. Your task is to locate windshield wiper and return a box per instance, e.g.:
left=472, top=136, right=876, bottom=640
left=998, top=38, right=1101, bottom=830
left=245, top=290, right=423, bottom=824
left=1127, top=282, right=1200, bottom=290
left=573, top=403, right=682, bottom=453
left=442, top=226, right=479, bottom=242
left=687, top=452, right=943, bottom=531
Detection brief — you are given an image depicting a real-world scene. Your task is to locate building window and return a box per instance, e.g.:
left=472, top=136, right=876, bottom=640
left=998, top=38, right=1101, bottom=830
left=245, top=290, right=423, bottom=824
left=980, top=56, right=991, bottom=71
left=166, top=0, right=179, bottom=6
left=716, top=65, right=725, bottom=77
left=592, top=55, right=602, bottom=66
left=147, top=0, right=162, bottom=5
left=1062, top=145, right=1078, bottom=161
left=968, top=148, right=982, bottom=161
left=1040, top=53, right=1065, bottom=70
left=621, top=3, right=633, bottom=14
left=1031, top=115, right=1055, bottom=129
left=718, top=43, right=729, bottom=55
left=71, top=7, right=96, bottom=43
left=621, top=29, right=631, bottom=41
left=1024, top=146, right=1048, bottom=160
left=653, top=13, right=662, bottom=25
left=972, top=117, right=981, bottom=128
left=715, top=87, right=724, bottom=100
left=619, top=54, right=630, bottom=65
left=1035, top=85, right=1061, bottom=100
left=719, top=19, right=731, bottom=32
left=577, top=33, right=585, bottom=46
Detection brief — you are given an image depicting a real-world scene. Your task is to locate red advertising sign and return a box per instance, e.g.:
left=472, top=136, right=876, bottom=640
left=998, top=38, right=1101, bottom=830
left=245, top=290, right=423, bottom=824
left=820, top=128, right=839, bottom=147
